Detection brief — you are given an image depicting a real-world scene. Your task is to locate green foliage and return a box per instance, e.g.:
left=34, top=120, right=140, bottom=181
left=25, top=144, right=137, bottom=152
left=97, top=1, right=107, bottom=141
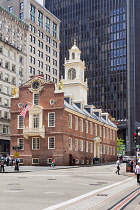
left=117, top=138, right=125, bottom=154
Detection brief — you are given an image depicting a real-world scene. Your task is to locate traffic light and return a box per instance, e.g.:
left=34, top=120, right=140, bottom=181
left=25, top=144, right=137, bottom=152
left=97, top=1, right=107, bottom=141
left=133, top=132, right=137, bottom=142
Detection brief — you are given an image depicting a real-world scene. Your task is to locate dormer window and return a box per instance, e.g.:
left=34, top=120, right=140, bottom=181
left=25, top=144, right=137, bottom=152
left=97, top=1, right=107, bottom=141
left=72, top=52, right=75, bottom=59
left=68, top=68, right=76, bottom=80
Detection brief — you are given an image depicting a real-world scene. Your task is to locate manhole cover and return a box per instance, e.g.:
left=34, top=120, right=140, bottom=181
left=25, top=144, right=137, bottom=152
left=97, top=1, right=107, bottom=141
left=47, top=179, right=56, bottom=180
left=8, top=183, right=20, bottom=185
left=10, top=189, right=24, bottom=191
left=18, top=177, right=27, bottom=178
left=97, top=182, right=108, bottom=184
left=89, top=184, right=101, bottom=185
left=97, top=194, right=108, bottom=196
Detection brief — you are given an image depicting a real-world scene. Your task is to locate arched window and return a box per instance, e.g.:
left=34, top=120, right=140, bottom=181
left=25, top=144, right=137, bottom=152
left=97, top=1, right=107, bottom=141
left=72, top=53, right=75, bottom=59
left=68, top=68, right=76, bottom=80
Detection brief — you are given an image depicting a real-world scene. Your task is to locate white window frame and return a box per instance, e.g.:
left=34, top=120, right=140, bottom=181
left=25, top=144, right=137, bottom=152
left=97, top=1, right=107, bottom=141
left=18, top=115, right=24, bottom=129
left=86, top=141, right=88, bottom=152
left=75, top=139, right=78, bottom=151
left=90, top=122, right=93, bottom=135
left=81, top=159, right=84, bottom=164
left=47, top=158, right=52, bottom=164
left=19, top=158, right=23, bottom=164
left=68, top=114, right=72, bottom=129
left=33, top=114, right=39, bottom=128
left=90, top=142, right=93, bottom=153
left=74, top=116, right=78, bottom=130
left=95, top=124, right=97, bottom=136
left=99, top=126, right=102, bottom=137
left=86, top=120, right=88, bottom=133
left=110, top=129, right=112, bottom=140
left=113, top=146, right=115, bottom=155
left=48, top=112, right=55, bottom=127
left=110, top=146, right=112, bottom=155
left=32, top=137, right=40, bottom=150
left=68, top=137, right=72, bottom=150
left=86, top=160, right=89, bottom=164
left=80, top=140, right=83, bottom=151
left=75, top=159, right=79, bottom=164
left=33, top=93, right=39, bottom=105
left=103, top=127, right=105, bottom=138
left=106, top=128, right=109, bottom=139
left=80, top=118, right=83, bottom=132
left=107, top=145, right=109, bottom=155
left=113, top=131, right=115, bottom=141
left=103, top=144, right=105, bottom=154
left=17, top=138, right=24, bottom=150
left=48, top=137, right=55, bottom=149
left=32, top=158, right=39, bottom=164
left=3, top=125, right=9, bottom=134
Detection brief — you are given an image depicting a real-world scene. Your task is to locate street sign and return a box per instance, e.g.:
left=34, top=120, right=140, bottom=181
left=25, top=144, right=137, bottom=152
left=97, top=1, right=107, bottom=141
left=136, top=145, right=140, bottom=148
left=14, top=151, right=19, bottom=158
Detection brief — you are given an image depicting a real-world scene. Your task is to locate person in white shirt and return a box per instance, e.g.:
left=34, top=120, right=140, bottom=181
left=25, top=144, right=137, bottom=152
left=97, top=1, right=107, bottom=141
left=116, top=158, right=122, bottom=175
left=135, top=159, right=140, bottom=185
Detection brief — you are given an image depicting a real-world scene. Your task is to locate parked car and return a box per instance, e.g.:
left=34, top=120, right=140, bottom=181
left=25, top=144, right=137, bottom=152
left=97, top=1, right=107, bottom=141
left=122, top=156, right=131, bottom=163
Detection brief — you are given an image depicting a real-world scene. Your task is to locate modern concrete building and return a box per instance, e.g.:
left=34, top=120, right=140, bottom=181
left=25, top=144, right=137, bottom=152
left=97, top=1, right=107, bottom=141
left=0, top=5, right=28, bottom=155
left=44, top=0, right=140, bottom=154
left=10, top=43, right=117, bottom=166
left=0, top=0, right=60, bottom=83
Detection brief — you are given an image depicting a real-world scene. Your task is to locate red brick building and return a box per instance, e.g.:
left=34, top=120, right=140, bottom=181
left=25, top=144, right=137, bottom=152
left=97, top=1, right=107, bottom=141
left=10, top=43, right=117, bottom=166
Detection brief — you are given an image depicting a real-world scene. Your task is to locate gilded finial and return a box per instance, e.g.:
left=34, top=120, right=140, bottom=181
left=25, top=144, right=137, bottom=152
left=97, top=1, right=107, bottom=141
left=74, top=39, right=76, bottom=45
left=57, top=80, right=63, bottom=90
left=11, top=86, right=18, bottom=96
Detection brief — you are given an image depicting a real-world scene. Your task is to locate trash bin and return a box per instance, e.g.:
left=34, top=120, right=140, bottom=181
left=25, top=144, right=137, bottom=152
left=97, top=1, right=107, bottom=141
left=126, top=162, right=131, bottom=172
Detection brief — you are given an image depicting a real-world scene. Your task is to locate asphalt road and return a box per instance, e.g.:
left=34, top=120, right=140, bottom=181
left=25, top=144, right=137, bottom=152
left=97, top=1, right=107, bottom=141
left=0, top=163, right=139, bottom=210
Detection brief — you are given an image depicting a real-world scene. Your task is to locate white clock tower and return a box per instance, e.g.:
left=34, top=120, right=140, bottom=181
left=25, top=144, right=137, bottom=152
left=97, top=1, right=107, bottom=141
left=63, top=40, right=88, bottom=105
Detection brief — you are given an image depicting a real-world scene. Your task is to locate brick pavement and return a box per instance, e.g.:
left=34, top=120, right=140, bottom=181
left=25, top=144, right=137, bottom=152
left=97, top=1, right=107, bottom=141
left=44, top=178, right=137, bottom=210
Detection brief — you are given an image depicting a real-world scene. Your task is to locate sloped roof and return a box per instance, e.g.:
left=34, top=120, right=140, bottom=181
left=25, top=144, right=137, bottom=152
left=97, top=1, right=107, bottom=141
left=64, top=100, right=117, bottom=128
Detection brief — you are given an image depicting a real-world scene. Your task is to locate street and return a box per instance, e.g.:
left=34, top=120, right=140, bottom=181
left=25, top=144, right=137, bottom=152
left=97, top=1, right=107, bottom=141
left=0, top=163, right=139, bottom=210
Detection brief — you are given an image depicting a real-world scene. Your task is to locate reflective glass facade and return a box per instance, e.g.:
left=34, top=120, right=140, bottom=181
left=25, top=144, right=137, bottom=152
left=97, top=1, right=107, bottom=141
left=45, top=0, right=140, bottom=154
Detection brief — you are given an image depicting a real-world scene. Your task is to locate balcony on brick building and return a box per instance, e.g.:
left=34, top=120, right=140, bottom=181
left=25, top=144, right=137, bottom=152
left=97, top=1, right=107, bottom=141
left=23, top=126, right=45, bottom=139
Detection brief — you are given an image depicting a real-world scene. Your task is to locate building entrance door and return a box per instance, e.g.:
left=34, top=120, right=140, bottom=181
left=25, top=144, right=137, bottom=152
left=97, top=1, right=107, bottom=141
left=69, top=154, right=72, bottom=166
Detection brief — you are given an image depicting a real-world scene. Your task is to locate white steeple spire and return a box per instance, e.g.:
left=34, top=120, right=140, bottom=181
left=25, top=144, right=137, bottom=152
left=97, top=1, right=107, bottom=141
left=63, top=41, right=88, bottom=105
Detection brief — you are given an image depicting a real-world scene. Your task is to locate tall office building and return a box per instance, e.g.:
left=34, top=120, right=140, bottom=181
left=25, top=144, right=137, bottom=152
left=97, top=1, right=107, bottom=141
left=44, top=0, right=140, bottom=154
left=0, top=5, right=28, bottom=155
left=0, top=0, right=60, bottom=83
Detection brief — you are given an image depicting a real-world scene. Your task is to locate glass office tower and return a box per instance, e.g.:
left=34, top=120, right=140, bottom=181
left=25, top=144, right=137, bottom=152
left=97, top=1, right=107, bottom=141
left=44, top=0, right=140, bottom=155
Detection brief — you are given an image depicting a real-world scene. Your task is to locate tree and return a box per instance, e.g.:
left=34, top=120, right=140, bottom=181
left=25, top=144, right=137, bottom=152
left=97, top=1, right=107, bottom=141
left=117, top=138, right=125, bottom=154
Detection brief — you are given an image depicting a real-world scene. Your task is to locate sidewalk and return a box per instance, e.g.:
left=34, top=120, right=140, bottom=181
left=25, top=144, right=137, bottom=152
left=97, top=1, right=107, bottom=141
left=0, top=162, right=115, bottom=173
left=0, top=162, right=134, bottom=176
left=0, top=165, right=81, bottom=173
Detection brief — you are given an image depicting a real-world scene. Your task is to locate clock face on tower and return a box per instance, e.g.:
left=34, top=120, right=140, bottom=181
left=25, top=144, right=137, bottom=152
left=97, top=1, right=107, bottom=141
left=32, top=80, right=41, bottom=90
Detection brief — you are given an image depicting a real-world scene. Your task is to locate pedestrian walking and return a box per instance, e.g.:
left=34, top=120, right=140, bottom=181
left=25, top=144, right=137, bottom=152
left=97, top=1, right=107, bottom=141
left=6, top=156, right=9, bottom=166
left=135, top=159, right=140, bottom=185
left=72, top=157, right=75, bottom=166
left=0, top=159, right=5, bottom=172
left=92, top=157, right=95, bottom=164
left=116, top=158, right=122, bottom=175
left=50, top=158, right=55, bottom=168
left=130, top=159, right=134, bottom=173
left=15, top=158, right=20, bottom=171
